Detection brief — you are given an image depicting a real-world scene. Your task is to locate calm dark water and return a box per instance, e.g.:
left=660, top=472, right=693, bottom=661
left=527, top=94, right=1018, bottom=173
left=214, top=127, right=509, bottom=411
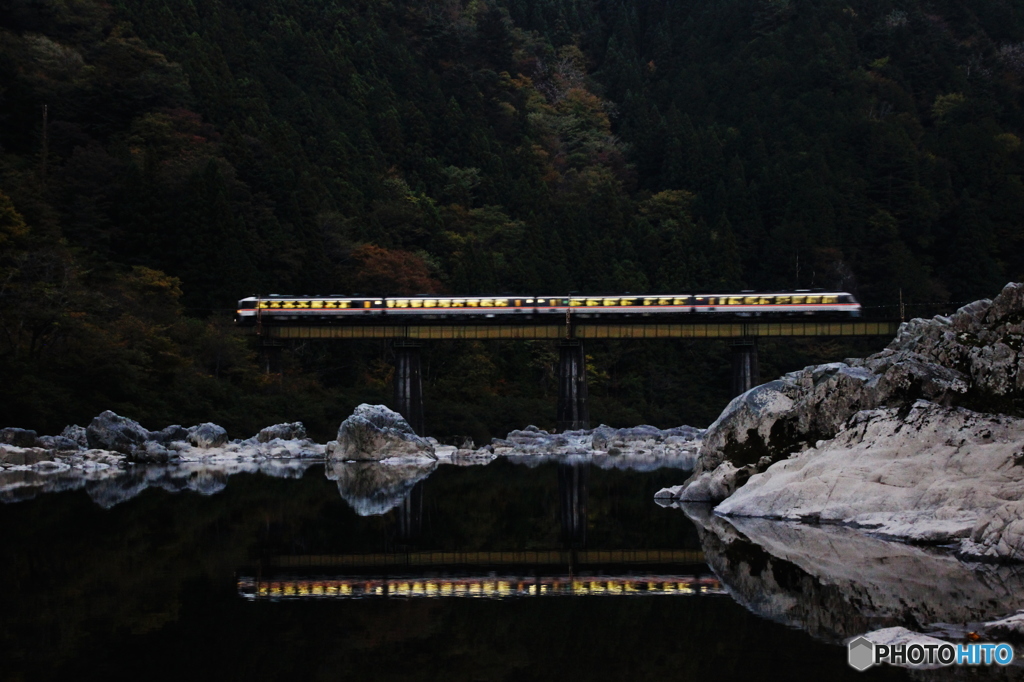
left=0, top=458, right=912, bottom=682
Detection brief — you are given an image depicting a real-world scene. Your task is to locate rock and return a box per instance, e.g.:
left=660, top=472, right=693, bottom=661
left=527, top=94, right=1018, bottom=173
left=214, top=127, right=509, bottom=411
left=86, top=411, right=151, bottom=455
left=983, top=612, right=1024, bottom=641
left=150, top=425, right=189, bottom=443
left=131, top=441, right=175, bottom=464
left=960, top=501, right=1024, bottom=563
left=329, top=404, right=435, bottom=461
left=256, top=422, right=306, bottom=443
left=709, top=401, right=1024, bottom=559
left=60, top=425, right=88, bottom=447
left=187, top=423, right=228, bottom=449
left=505, top=428, right=570, bottom=450
left=478, top=422, right=703, bottom=461
left=654, top=484, right=685, bottom=499
left=674, top=462, right=761, bottom=503
left=254, top=437, right=323, bottom=459
left=0, top=447, right=54, bottom=466
left=680, top=282, right=1024, bottom=502
left=859, top=630, right=957, bottom=670
left=34, top=435, right=81, bottom=451
left=0, top=428, right=38, bottom=448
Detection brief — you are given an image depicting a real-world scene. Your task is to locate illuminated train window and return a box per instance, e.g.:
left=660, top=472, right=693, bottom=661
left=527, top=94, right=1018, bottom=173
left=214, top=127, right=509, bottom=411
left=237, top=575, right=725, bottom=600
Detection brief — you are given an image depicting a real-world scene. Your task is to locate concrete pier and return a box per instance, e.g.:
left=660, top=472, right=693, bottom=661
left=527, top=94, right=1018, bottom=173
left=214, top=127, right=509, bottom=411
left=397, top=482, right=424, bottom=543
left=556, top=340, right=589, bottom=431
left=730, top=338, right=759, bottom=397
left=392, top=340, right=425, bottom=435
left=558, top=463, right=589, bottom=548
left=259, top=339, right=286, bottom=374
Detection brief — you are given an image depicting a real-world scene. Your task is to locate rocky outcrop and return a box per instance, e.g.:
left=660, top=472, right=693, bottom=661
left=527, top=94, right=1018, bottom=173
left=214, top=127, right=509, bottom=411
left=187, top=423, right=229, bottom=449
left=132, top=441, right=173, bottom=464
left=714, top=400, right=1024, bottom=559
left=982, top=612, right=1024, bottom=641
left=60, top=425, right=88, bottom=447
left=34, top=435, right=82, bottom=451
left=257, top=422, right=306, bottom=443
left=490, top=425, right=588, bottom=454
left=672, top=282, right=1024, bottom=505
left=0, top=447, right=56, bottom=466
left=0, top=428, right=38, bottom=448
left=327, top=404, right=436, bottom=461
left=86, top=411, right=152, bottom=455
left=487, top=423, right=702, bottom=467
left=150, top=425, right=189, bottom=443
left=1, top=410, right=324, bottom=498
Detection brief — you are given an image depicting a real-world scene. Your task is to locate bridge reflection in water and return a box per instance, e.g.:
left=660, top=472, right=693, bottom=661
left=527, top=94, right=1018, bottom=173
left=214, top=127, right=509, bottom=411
left=243, top=461, right=714, bottom=601
left=238, top=574, right=724, bottom=600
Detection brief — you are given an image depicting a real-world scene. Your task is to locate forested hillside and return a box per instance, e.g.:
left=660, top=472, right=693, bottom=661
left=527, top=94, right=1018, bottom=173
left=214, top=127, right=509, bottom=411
left=1, top=0, right=1022, bottom=440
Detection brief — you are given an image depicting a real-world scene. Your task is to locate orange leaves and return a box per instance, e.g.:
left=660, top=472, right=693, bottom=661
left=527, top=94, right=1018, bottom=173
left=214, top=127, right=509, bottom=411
left=349, top=244, right=442, bottom=295
left=554, top=88, right=612, bottom=135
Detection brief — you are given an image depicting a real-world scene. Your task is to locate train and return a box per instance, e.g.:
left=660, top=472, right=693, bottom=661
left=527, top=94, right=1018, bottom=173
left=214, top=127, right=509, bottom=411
left=236, top=291, right=861, bottom=324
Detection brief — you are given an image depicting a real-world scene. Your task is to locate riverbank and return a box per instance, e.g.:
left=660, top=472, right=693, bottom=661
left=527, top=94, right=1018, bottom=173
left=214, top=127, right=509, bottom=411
left=658, top=282, right=1024, bottom=563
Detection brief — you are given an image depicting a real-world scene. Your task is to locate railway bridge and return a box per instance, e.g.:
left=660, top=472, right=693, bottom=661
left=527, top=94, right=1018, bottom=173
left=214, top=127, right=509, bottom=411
left=250, top=310, right=899, bottom=435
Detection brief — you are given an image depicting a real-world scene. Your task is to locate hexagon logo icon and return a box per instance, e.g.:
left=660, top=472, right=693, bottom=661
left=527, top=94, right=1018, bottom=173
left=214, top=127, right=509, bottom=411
left=848, top=636, right=875, bottom=671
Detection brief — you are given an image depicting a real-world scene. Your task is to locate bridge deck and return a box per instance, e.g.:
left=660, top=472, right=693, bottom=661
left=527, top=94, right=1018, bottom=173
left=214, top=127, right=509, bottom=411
left=267, top=549, right=706, bottom=568
left=260, top=319, right=900, bottom=340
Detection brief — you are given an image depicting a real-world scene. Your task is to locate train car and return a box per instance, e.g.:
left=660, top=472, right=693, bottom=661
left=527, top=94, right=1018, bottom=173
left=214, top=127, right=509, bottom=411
left=532, top=292, right=860, bottom=316
left=235, top=291, right=861, bottom=325
left=235, top=295, right=385, bottom=323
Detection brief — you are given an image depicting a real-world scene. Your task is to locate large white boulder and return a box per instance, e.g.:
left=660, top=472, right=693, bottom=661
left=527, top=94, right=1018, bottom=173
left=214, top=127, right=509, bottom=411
left=678, top=282, right=1024, bottom=504
left=716, top=400, right=1024, bottom=561
left=187, top=423, right=229, bottom=449
left=257, top=422, right=306, bottom=443
left=86, top=411, right=151, bottom=455
left=327, top=404, right=436, bottom=462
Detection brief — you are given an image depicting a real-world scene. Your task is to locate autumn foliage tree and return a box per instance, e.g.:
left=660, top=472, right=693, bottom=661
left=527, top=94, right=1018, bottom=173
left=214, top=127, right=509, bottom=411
left=348, top=244, right=443, bottom=296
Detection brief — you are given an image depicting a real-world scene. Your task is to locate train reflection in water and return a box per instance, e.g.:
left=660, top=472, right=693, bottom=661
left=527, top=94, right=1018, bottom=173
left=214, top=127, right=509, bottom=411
left=243, top=461, right=715, bottom=602
left=238, top=575, right=724, bottom=600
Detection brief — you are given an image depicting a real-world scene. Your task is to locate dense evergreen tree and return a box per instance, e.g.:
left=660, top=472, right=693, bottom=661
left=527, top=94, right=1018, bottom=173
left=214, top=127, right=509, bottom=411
left=1, top=0, right=1021, bottom=438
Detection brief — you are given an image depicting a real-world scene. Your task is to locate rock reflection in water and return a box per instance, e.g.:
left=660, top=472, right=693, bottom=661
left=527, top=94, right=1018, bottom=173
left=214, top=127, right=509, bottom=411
left=675, top=503, right=1024, bottom=645
left=0, top=459, right=320, bottom=507
left=325, top=460, right=436, bottom=516
left=506, top=451, right=695, bottom=472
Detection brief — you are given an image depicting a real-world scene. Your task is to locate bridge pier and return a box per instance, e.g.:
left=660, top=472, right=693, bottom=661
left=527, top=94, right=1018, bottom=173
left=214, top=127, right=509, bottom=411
left=259, top=339, right=285, bottom=374
left=392, top=340, right=425, bottom=436
left=397, top=481, right=424, bottom=544
left=556, top=340, right=589, bottom=432
left=558, top=463, right=589, bottom=548
left=730, top=337, right=760, bottom=397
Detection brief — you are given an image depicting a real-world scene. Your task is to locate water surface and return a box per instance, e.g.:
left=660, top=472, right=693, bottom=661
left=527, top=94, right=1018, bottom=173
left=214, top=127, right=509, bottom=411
left=1, top=458, right=917, bottom=681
